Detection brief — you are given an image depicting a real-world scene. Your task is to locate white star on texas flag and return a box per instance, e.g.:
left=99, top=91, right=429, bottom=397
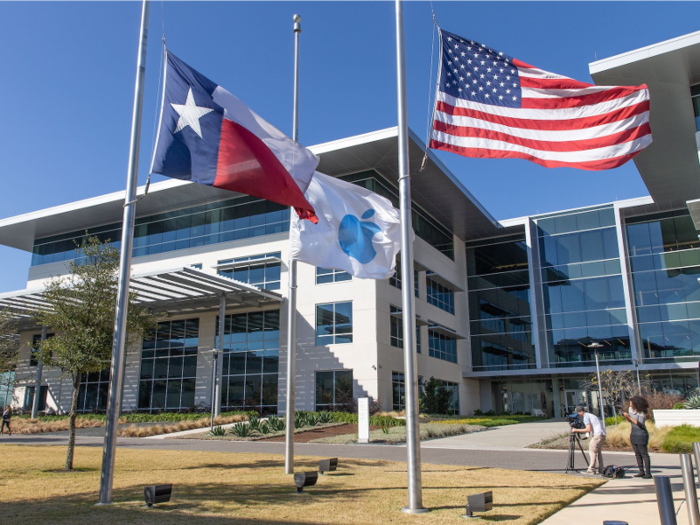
left=170, top=88, right=214, bottom=139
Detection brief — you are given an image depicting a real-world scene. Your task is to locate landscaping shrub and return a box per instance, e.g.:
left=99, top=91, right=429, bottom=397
left=267, top=415, right=284, bottom=432
left=684, top=396, right=700, bottom=410
left=647, top=391, right=684, bottom=420
left=247, top=416, right=260, bottom=431
left=230, top=422, right=252, bottom=438
left=317, top=411, right=333, bottom=424
left=209, top=426, right=226, bottom=437
left=258, top=422, right=270, bottom=435
left=674, top=403, right=687, bottom=410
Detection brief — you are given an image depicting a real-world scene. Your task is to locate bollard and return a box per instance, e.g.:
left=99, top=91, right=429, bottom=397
left=681, top=454, right=700, bottom=525
left=655, top=476, right=678, bottom=525
left=693, top=442, right=700, bottom=484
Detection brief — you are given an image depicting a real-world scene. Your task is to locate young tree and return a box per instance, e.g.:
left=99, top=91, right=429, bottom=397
left=584, top=369, right=646, bottom=421
left=0, top=310, right=20, bottom=407
left=420, top=376, right=452, bottom=415
left=35, top=237, right=156, bottom=470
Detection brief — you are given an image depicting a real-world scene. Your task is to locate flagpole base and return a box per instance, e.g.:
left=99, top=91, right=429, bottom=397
left=401, top=506, right=430, bottom=514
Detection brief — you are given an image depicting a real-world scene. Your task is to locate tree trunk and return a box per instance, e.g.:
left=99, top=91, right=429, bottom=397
left=65, top=372, right=81, bottom=471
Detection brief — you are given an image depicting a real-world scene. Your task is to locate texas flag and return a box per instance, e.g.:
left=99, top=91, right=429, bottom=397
left=151, top=51, right=319, bottom=222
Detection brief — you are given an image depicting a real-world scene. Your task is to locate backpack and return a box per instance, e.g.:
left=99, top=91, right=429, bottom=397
left=602, top=465, right=625, bottom=479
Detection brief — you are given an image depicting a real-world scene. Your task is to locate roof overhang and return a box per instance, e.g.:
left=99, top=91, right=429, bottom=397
left=0, top=267, right=283, bottom=330
left=589, top=31, right=700, bottom=204
left=0, top=128, right=502, bottom=254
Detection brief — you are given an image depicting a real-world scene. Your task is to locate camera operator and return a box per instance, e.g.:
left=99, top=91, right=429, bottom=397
left=571, top=406, right=606, bottom=475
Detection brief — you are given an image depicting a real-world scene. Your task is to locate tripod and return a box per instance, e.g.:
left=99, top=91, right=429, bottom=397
left=565, top=432, right=590, bottom=473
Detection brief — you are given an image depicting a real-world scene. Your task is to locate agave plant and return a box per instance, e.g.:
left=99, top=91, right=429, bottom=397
left=268, top=415, right=285, bottom=432
left=317, top=411, right=333, bottom=424
left=231, top=422, right=253, bottom=438
left=209, top=425, right=226, bottom=437
left=294, top=411, right=308, bottom=428
left=684, top=395, right=700, bottom=410
left=306, top=413, right=319, bottom=426
left=258, top=422, right=271, bottom=435
left=248, top=415, right=260, bottom=431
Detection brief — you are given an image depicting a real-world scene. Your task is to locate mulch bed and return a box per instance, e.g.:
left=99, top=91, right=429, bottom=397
left=260, top=423, right=380, bottom=443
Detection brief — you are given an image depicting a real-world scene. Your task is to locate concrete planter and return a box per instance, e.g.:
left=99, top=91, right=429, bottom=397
left=653, top=409, right=700, bottom=427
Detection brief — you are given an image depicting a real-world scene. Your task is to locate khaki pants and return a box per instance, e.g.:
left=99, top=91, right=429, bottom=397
left=587, top=434, right=606, bottom=473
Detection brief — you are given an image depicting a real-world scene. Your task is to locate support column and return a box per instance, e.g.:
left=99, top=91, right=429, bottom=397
left=31, top=326, right=47, bottom=419
left=214, top=294, right=226, bottom=417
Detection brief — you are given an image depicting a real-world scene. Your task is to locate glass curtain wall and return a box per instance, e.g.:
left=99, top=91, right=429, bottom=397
left=626, top=210, right=700, bottom=362
left=538, top=207, right=631, bottom=367
left=467, top=233, right=536, bottom=371
left=139, top=320, right=199, bottom=412
left=218, top=252, right=282, bottom=290
left=217, top=310, right=280, bottom=413
left=32, top=196, right=290, bottom=266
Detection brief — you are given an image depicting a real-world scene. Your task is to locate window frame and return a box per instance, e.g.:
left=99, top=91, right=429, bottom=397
left=316, top=301, right=353, bottom=345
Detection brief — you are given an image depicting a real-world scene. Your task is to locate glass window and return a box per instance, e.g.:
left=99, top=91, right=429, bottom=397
left=390, top=260, right=420, bottom=298
left=218, top=310, right=279, bottom=412
left=139, top=319, right=199, bottom=412
left=428, top=330, right=457, bottom=363
left=316, top=302, right=353, bottom=345
left=30, top=333, right=54, bottom=367
left=219, top=252, right=281, bottom=291
left=76, top=368, right=110, bottom=412
left=31, top=198, right=290, bottom=266
left=316, top=267, right=352, bottom=284
left=389, top=305, right=421, bottom=353
left=426, top=275, right=455, bottom=314
left=315, top=370, right=353, bottom=410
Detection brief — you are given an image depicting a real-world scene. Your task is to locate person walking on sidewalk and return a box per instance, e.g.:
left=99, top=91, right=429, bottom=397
left=622, top=396, right=652, bottom=479
left=572, top=406, right=606, bottom=475
left=1, top=406, right=12, bottom=436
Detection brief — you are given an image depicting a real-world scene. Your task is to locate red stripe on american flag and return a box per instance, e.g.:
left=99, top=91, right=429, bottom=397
left=520, top=76, right=595, bottom=90
left=429, top=138, right=643, bottom=171
left=432, top=119, right=651, bottom=153
left=512, top=58, right=535, bottom=69
left=521, top=86, right=646, bottom=109
left=435, top=99, right=650, bottom=131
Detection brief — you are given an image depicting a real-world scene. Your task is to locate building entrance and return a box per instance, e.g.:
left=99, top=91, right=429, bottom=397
left=564, top=389, right=588, bottom=415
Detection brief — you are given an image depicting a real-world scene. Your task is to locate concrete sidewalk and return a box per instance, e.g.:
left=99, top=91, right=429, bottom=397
left=423, top=418, right=567, bottom=450
left=542, top=454, right=691, bottom=525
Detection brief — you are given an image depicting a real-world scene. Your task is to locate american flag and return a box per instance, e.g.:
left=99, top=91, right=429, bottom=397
left=429, top=30, right=652, bottom=170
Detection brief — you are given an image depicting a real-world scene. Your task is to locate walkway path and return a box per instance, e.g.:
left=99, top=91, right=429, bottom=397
left=422, top=419, right=567, bottom=450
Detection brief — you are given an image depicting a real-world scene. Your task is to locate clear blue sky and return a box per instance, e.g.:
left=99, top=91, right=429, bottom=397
left=1, top=1, right=698, bottom=293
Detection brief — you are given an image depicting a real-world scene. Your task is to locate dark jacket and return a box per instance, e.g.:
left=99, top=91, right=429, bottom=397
left=628, top=409, right=649, bottom=445
left=2, top=409, right=10, bottom=422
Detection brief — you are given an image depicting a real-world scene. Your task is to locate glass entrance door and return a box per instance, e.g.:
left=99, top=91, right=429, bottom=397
left=564, top=389, right=587, bottom=416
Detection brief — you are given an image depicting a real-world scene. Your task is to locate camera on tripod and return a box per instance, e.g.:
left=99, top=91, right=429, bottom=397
left=568, top=414, right=585, bottom=430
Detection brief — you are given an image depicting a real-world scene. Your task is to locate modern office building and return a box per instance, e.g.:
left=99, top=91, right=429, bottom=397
left=2, top=31, right=700, bottom=418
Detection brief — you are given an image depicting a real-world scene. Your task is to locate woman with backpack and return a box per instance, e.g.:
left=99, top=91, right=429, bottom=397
left=1, top=406, right=12, bottom=436
left=622, top=396, right=652, bottom=479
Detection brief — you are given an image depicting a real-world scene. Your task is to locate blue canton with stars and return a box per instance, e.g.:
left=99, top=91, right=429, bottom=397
left=439, top=30, right=522, bottom=108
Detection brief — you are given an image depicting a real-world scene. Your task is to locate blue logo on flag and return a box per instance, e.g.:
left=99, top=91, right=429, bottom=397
left=338, top=209, right=382, bottom=264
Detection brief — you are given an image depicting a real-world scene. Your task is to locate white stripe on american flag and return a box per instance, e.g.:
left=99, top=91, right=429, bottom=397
left=434, top=110, right=649, bottom=142
left=431, top=129, right=653, bottom=163
left=436, top=90, right=649, bottom=122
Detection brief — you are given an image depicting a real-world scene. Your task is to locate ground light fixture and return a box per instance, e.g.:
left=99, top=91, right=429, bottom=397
left=319, top=458, right=338, bottom=474
left=462, top=491, right=493, bottom=519
left=294, top=472, right=318, bottom=493
left=144, top=484, right=173, bottom=507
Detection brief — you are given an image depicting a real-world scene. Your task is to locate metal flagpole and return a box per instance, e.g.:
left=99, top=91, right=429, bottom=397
left=395, top=0, right=427, bottom=514
left=284, top=13, right=302, bottom=476
left=31, top=325, right=47, bottom=419
left=98, top=0, right=150, bottom=505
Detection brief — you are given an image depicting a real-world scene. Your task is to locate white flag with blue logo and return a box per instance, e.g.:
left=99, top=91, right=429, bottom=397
left=290, top=172, right=403, bottom=279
